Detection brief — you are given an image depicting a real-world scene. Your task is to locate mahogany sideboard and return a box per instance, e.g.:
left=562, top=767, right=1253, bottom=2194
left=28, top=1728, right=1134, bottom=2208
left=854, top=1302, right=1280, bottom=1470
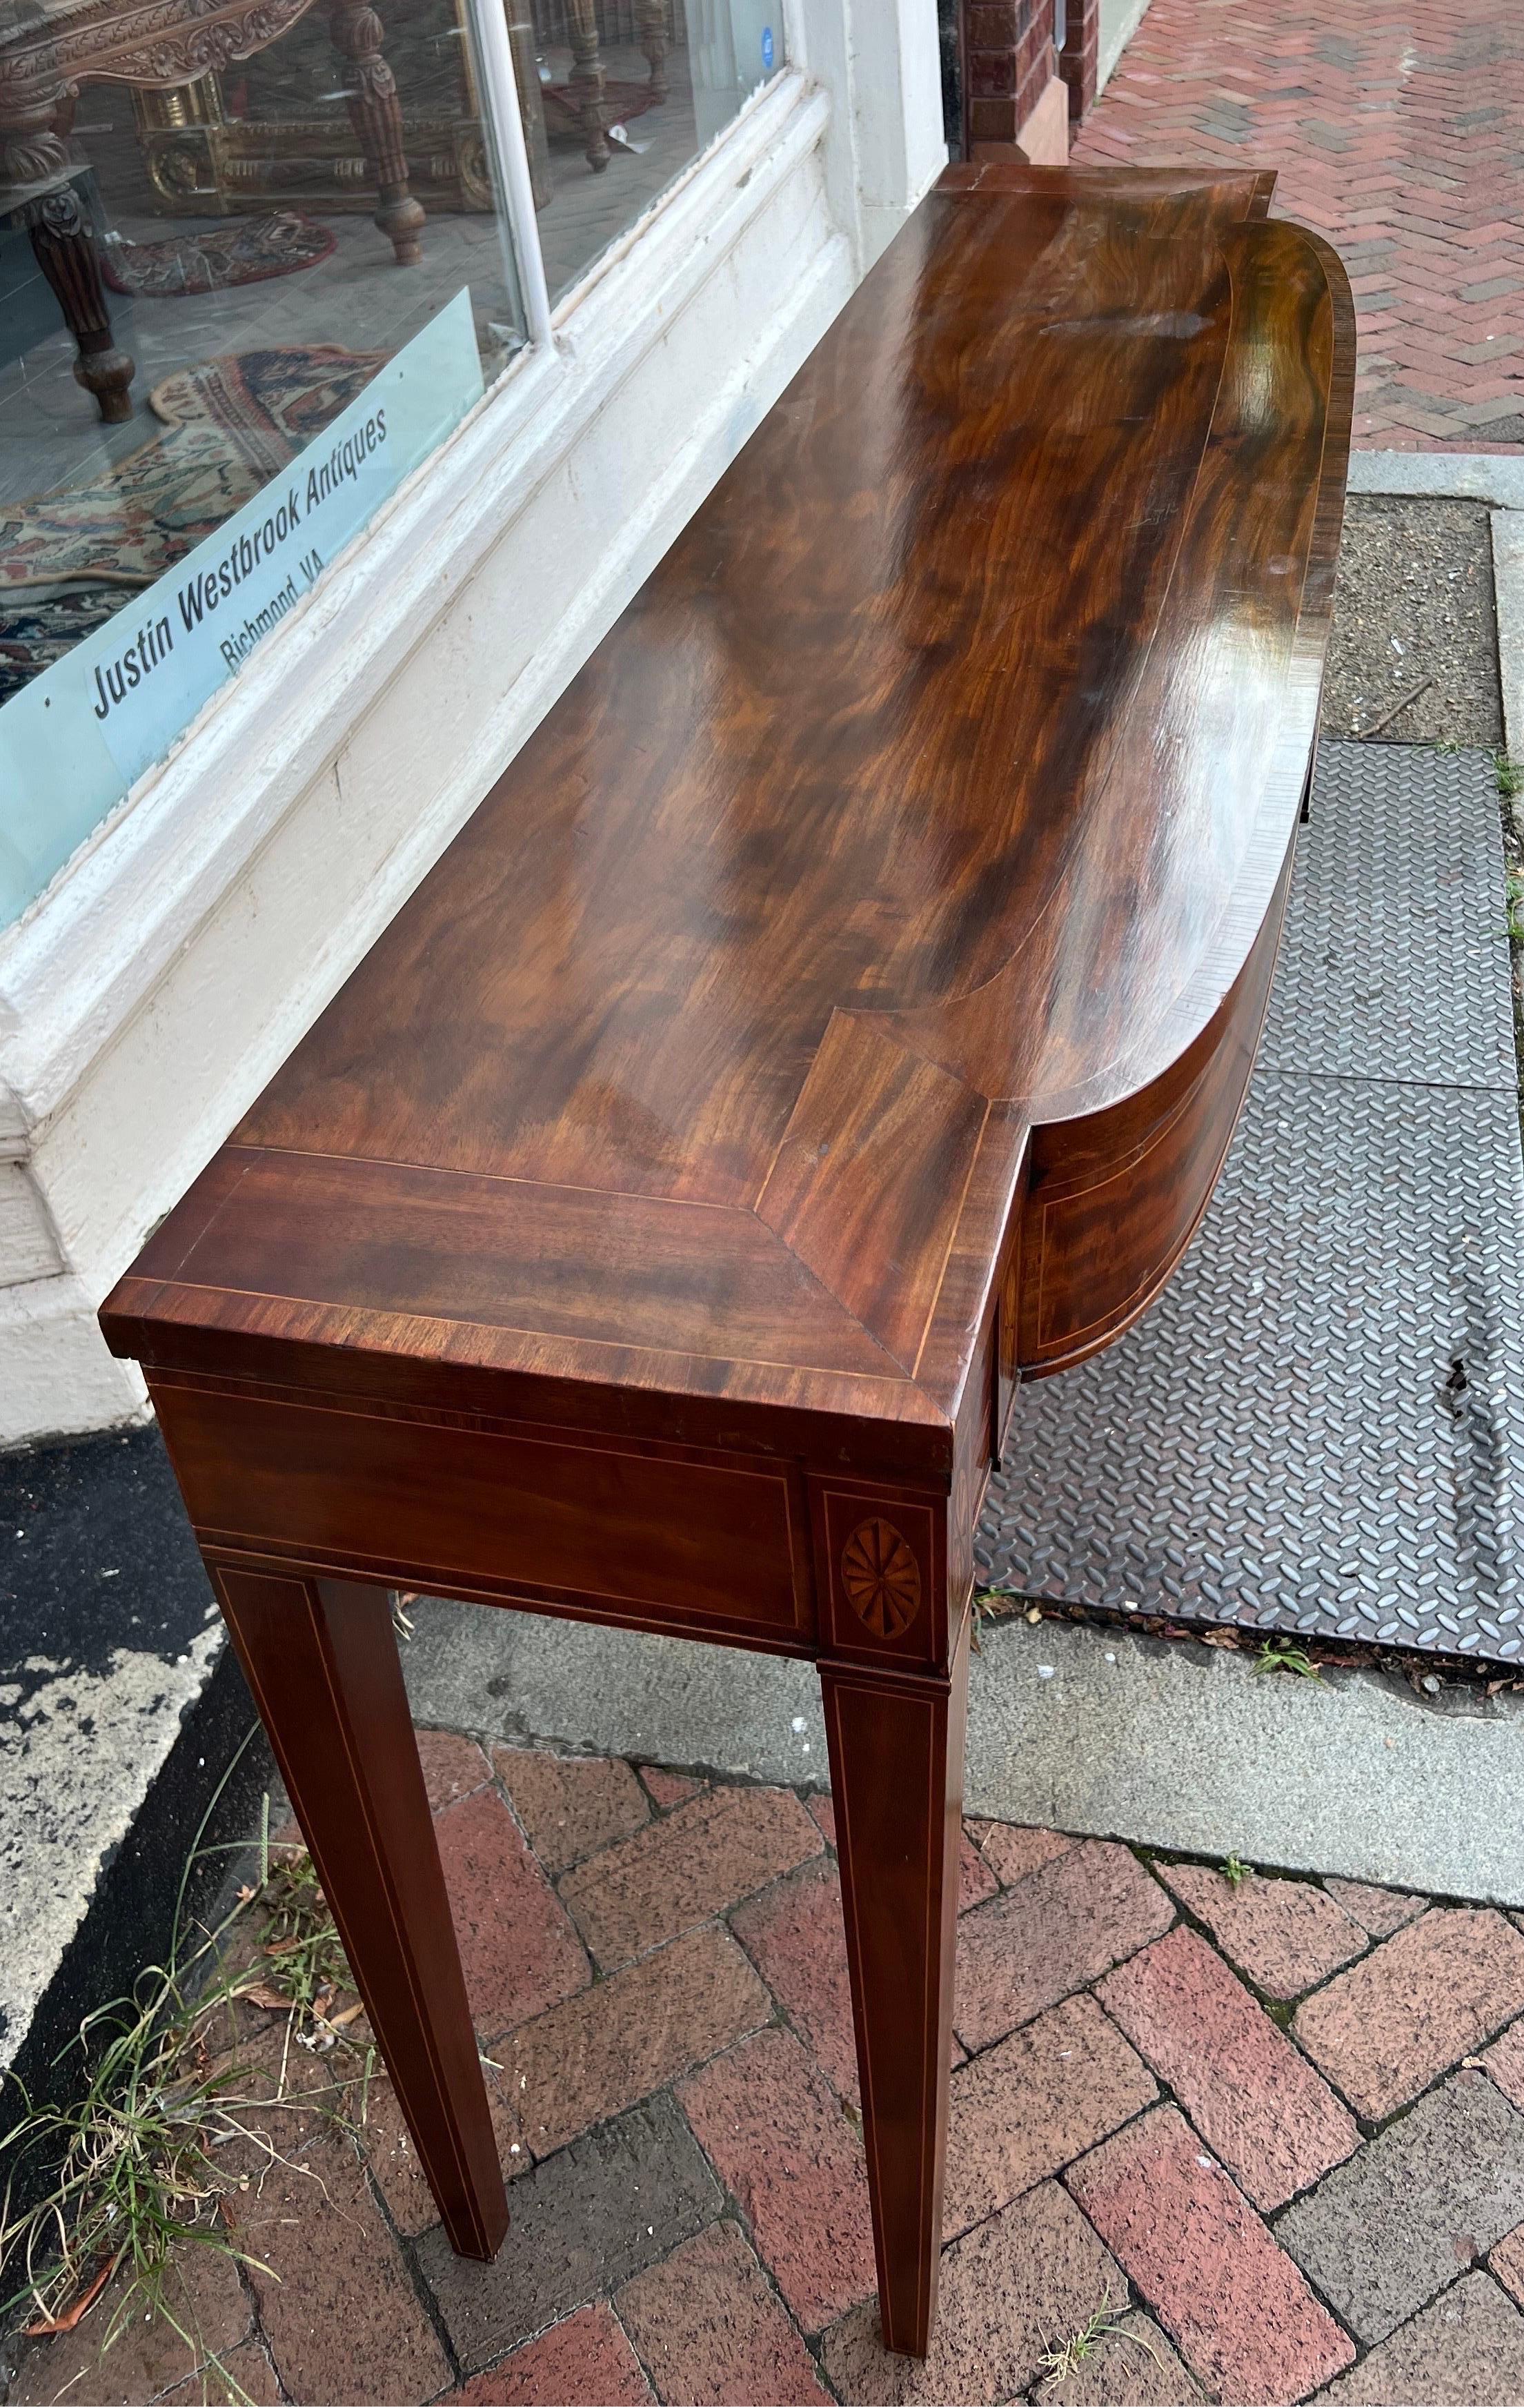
left=101, top=161, right=1354, bottom=2357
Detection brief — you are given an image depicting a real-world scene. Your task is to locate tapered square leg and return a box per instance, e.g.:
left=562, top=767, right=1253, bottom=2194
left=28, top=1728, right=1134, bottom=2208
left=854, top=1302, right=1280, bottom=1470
left=212, top=1566, right=507, bottom=2260
left=820, top=1628, right=968, bottom=2357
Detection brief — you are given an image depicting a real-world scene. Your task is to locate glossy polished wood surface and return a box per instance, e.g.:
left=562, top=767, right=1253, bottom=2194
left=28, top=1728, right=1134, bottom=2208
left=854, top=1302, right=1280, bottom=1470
left=104, top=167, right=1354, bottom=1489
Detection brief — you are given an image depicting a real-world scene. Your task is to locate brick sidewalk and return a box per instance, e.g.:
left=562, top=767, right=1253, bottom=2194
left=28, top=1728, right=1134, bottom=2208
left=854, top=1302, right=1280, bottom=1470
left=1069, top=0, right=1524, bottom=450
left=14, top=1727, right=1524, bottom=2406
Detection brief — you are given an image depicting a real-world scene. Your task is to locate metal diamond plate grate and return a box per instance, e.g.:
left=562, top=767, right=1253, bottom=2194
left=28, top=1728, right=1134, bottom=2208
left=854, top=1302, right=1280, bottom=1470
left=979, top=743, right=1524, bottom=1661
left=1260, top=740, right=1515, bottom=1089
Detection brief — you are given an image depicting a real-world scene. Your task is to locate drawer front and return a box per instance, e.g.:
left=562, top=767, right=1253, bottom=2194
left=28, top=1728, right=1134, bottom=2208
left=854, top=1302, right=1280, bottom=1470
left=1014, top=857, right=1289, bottom=1377
left=153, top=1383, right=813, bottom=1649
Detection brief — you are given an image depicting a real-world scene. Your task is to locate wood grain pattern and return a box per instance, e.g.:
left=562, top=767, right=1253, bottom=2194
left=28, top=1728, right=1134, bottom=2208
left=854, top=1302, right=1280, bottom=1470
left=103, top=170, right=1353, bottom=1503
left=100, top=168, right=1353, bottom=2355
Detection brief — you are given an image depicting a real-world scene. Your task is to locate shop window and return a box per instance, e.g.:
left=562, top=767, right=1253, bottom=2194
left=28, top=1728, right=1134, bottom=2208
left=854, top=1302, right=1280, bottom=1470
left=0, top=0, right=782, bottom=925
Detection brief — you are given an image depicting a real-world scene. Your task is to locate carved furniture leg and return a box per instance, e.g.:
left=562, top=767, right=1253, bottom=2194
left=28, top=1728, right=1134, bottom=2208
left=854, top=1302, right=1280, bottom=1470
left=820, top=1627, right=968, bottom=2357
left=328, top=0, right=426, bottom=261
left=636, top=0, right=668, bottom=103
left=18, top=168, right=135, bottom=424
left=564, top=0, right=609, bottom=170
left=212, top=1565, right=507, bottom=2260
left=505, top=0, right=553, bottom=208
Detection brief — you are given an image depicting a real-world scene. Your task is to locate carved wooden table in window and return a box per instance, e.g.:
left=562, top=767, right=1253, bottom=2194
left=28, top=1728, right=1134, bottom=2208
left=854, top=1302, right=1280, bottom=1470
left=0, top=0, right=425, bottom=421
left=101, top=163, right=1353, bottom=2356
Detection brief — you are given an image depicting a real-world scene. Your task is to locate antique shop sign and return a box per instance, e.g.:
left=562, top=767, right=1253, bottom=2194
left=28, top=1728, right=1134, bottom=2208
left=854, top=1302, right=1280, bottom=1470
left=0, top=290, right=484, bottom=929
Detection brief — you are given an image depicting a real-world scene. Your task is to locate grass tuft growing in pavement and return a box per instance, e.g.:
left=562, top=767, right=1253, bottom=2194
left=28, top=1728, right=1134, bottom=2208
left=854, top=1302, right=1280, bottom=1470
left=0, top=1766, right=368, bottom=2402
left=1038, top=2296, right=1162, bottom=2386
left=1254, top=1639, right=1325, bottom=1681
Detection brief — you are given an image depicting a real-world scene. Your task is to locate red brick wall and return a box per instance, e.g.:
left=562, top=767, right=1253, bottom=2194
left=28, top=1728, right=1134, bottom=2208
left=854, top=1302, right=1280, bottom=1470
left=1060, top=0, right=1099, bottom=121
left=964, top=0, right=1061, bottom=150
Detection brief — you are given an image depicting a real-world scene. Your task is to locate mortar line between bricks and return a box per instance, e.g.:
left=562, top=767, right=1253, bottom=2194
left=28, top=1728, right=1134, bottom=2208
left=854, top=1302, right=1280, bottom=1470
left=608, top=2285, right=663, bottom=2400
left=1130, top=1848, right=1385, bottom=2008
left=1060, top=2098, right=1371, bottom=2403
left=426, top=1711, right=829, bottom=1802
left=361, top=2122, right=469, bottom=2390
left=660, top=2074, right=855, bottom=2380
left=548, top=1827, right=831, bottom=1976
left=217, top=2189, right=293, bottom=2404
left=1053, top=2135, right=1229, bottom=2402
left=1265, top=2159, right=1504, bottom=2387
left=725, top=1910, right=853, bottom=2116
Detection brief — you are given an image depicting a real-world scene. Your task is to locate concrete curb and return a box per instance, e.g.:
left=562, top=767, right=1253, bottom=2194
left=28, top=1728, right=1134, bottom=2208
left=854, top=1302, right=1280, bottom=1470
left=1492, top=508, right=1524, bottom=765
left=1349, top=450, right=1524, bottom=509
left=402, top=1600, right=1524, bottom=1908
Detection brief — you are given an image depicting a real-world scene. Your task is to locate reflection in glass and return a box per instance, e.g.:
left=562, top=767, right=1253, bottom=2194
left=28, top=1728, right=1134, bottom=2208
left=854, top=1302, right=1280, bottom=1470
left=0, top=0, right=780, bottom=724
left=515, top=0, right=782, bottom=300
left=0, top=0, right=526, bottom=712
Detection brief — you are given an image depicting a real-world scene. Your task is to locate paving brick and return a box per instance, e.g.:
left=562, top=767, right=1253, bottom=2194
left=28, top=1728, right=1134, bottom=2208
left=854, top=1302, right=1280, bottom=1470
left=230, top=2130, right=451, bottom=2404
left=1067, top=0, right=1524, bottom=446
left=417, top=1726, right=493, bottom=1813
left=1156, top=1864, right=1365, bottom=2000
left=417, top=2097, right=722, bottom=2373
left=1033, top=2311, right=1205, bottom=2407
left=1278, top=2072, right=1524, bottom=2342
left=1294, top=1909, right=1524, bottom=2119
left=159, top=2342, right=282, bottom=2405
left=495, top=1746, right=649, bottom=1874
left=967, top=1819, right=1078, bottom=1887
left=9, top=2236, right=253, bottom=2408
left=820, top=2180, right=1125, bottom=2406
left=807, top=1795, right=992, bottom=1910
left=1313, top=2272, right=1524, bottom=2405
left=1322, top=1877, right=1428, bottom=1939
left=677, top=2026, right=875, bottom=2333
left=435, top=1786, right=591, bottom=2035
left=1494, top=2221, right=1524, bottom=2309
left=1484, top=2015, right=1524, bottom=2111
left=507, top=1923, right=771, bottom=2155
left=943, top=1992, right=1157, bottom=2238
left=616, top=2220, right=831, bottom=2405
left=1067, top=2105, right=1354, bottom=2403
left=731, top=1856, right=859, bottom=2104
left=448, top=2305, right=654, bottom=2405
left=955, top=1842, right=1175, bottom=2049
left=559, top=1786, right=822, bottom=1970
left=1098, top=1926, right=1358, bottom=2211
left=642, top=1766, right=706, bottom=1809
left=956, top=1828, right=998, bottom=1909
left=363, top=2062, right=526, bottom=2236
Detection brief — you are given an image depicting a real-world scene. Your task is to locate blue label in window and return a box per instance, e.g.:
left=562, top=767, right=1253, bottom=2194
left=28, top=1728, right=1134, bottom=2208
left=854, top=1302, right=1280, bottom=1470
left=761, top=24, right=773, bottom=70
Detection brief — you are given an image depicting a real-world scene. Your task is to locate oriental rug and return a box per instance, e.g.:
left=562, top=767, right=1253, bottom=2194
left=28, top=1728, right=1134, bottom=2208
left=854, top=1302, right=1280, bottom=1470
left=101, top=212, right=337, bottom=299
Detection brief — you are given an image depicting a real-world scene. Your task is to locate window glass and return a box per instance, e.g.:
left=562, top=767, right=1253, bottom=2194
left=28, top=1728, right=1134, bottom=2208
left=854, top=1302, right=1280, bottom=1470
left=0, top=0, right=526, bottom=922
left=0, top=0, right=783, bottom=925
left=519, top=0, right=782, bottom=300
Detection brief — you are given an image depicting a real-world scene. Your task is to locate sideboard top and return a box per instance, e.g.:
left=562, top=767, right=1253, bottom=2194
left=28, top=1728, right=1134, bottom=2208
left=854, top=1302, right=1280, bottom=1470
left=104, top=169, right=1354, bottom=1472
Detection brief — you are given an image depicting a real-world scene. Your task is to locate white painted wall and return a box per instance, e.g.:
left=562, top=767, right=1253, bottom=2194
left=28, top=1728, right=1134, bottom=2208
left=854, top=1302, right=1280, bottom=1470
left=0, top=0, right=947, bottom=1448
left=1098, top=0, right=1151, bottom=95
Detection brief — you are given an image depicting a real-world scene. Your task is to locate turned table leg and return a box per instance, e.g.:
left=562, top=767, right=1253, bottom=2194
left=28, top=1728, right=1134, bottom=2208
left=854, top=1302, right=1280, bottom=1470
left=820, top=1627, right=967, bottom=2356
left=212, top=1565, right=507, bottom=2260
left=636, top=0, right=669, bottom=103
left=3, top=102, right=135, bottom=424
left=328, top=0, right=426, bottom=261
left=564, top=0, right=610, bottom=171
